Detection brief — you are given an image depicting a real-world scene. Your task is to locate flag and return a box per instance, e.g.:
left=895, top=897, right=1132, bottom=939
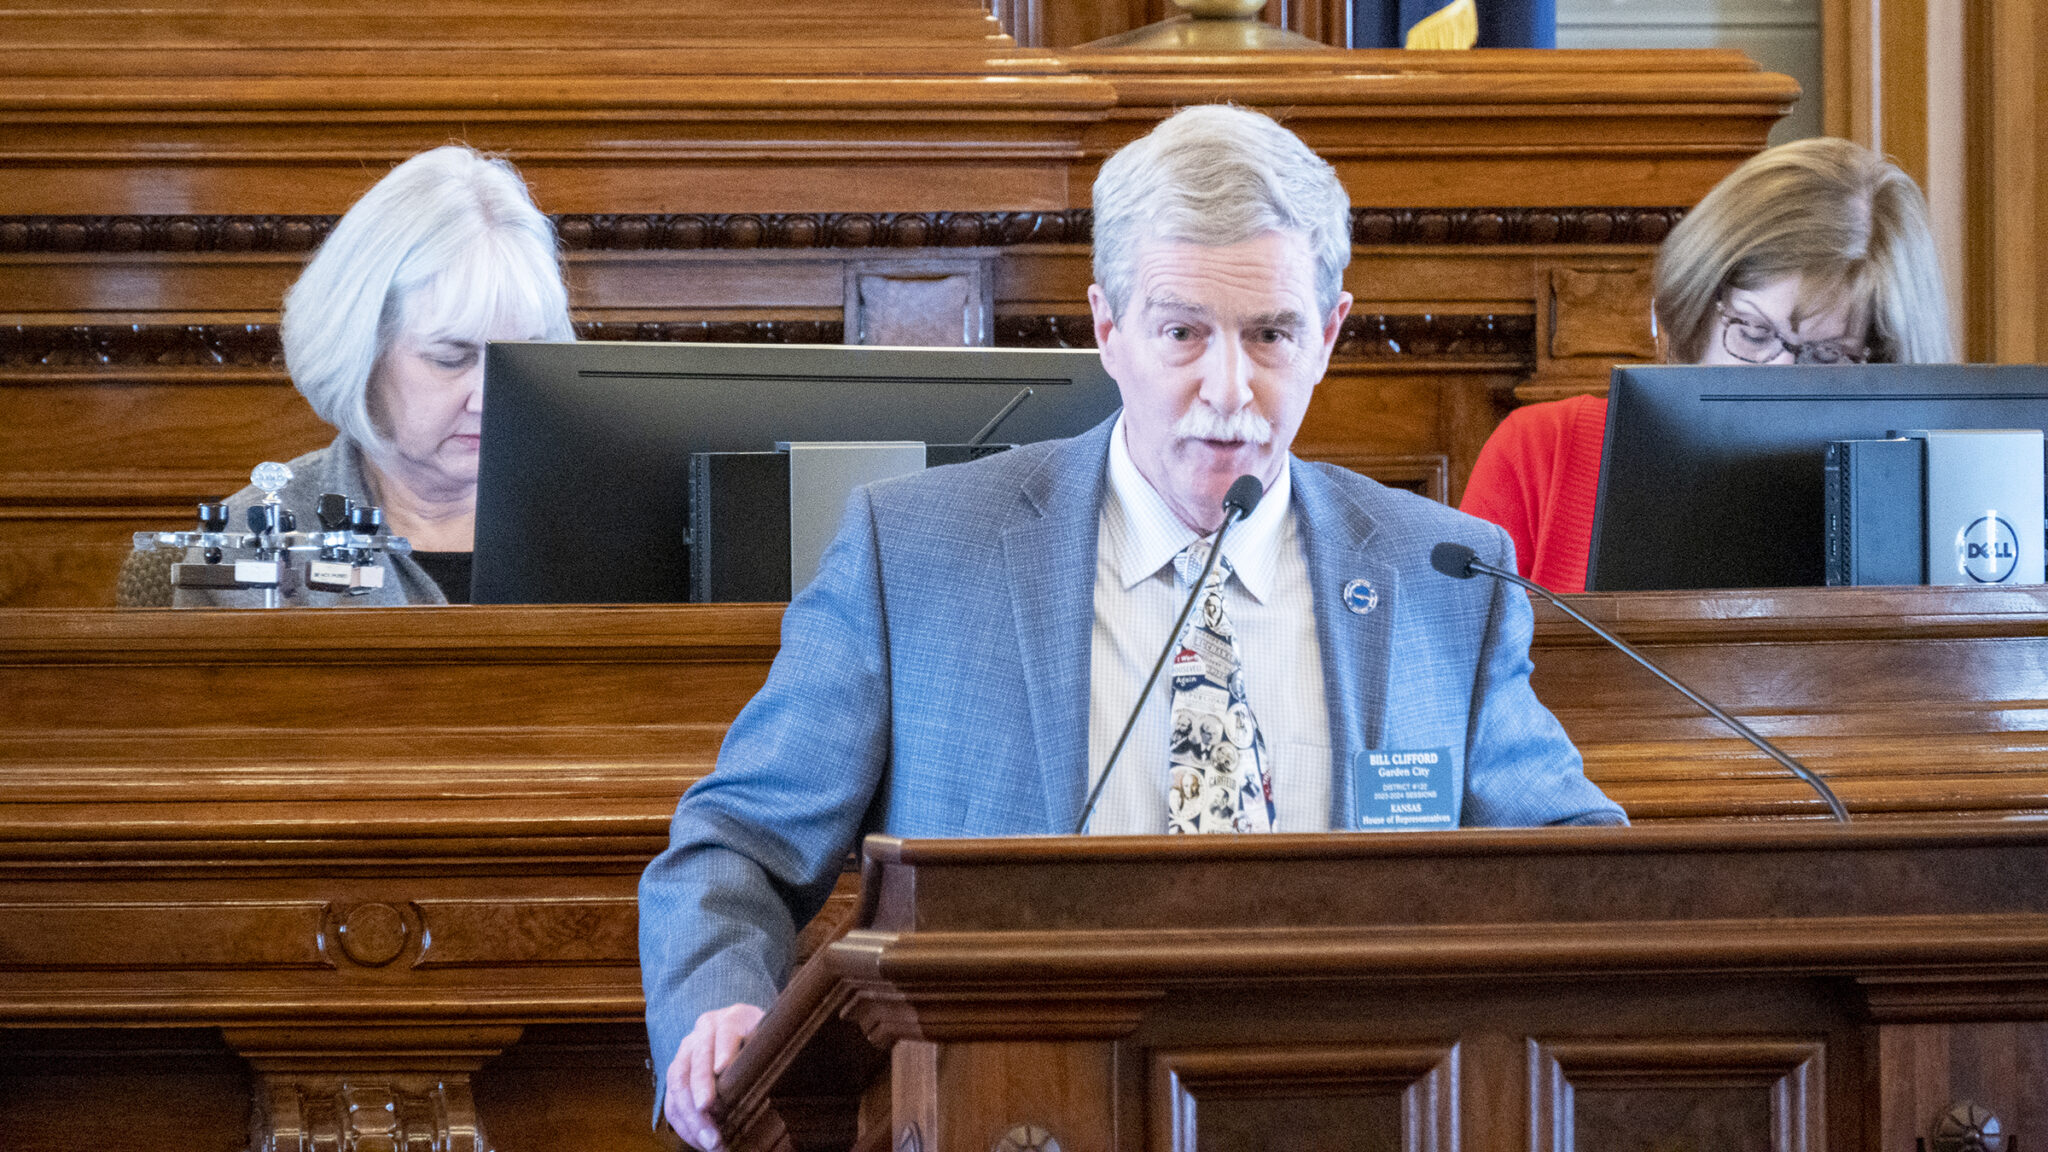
left=1350, top=0, right=1556, bottom=49
left=1405, top=0, right=1476, bottom=48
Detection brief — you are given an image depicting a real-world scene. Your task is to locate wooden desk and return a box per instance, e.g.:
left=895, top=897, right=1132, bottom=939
left=0, top=8, right=1799, bottom=605
left=2, top=587, right=2043, bottom=1148
left=0, top=605, right=775, bottom=1152
left=1534, top=584, right=2048, bottom=822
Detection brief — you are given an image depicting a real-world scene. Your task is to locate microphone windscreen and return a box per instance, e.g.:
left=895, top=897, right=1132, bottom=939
left=1223, top=474, right=1264, bottom=517
left=1430, top=542, right=1479, bottom=579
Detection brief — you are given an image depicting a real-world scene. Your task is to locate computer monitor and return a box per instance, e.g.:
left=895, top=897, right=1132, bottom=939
left=472, top=341, right=1123, bottom=603
left=1588, top=364, right=2048, bottom=591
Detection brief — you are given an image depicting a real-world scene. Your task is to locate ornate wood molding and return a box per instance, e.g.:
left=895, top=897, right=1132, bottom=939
left=252, top=1077, right=491, bottom=1152
left=1352, top=207, right=1683, bottom=246
left=0, top=321, right=846, bottom=370
left=1, top=313, right=1533, bottom=368
left=573, top=319, right=847, bottom=346
left=0, top=324, right=285, bottom=369
left=1154, top=1043, right=1459, bottom=1152
left=997, top=312, right=1535, bottom=360
left=1333, top=313, right=1535, bottom=360
left=1529, top=1038, right=1824, bottom=1152
left=0, top=208, right=1685, bottom=254
left=228, top=1025, right=522, bottom=1152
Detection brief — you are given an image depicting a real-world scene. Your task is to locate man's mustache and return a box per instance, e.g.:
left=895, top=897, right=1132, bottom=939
left=1174, top=405, right=1273, bottom=444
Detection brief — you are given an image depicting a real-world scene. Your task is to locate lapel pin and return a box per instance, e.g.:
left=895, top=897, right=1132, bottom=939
left=1342, top=578, right=1378, bottom=615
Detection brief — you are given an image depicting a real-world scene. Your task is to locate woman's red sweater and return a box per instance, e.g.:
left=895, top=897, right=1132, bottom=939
left=1457, top=394, right=1610, bottom=594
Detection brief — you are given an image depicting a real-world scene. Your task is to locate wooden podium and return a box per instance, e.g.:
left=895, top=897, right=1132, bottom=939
left=719, top=825, right=2048, bottom=1152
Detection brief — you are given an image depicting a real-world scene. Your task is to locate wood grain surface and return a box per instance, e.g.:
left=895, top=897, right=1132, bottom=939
left=722, top=823, right=2048, bottom=1152
left=3, top=586, right=2043, bottom=1148
left=0, top=27, right=1797, bottom=607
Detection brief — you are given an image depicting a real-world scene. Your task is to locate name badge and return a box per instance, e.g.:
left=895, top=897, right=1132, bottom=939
left=1352, top=747, right=1459, bottom=831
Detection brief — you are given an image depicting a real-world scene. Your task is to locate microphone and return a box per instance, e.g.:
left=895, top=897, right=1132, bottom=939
left=968, top=387, right=1033, bottom=447
left=1074, top=474, right=1265, bottom=834
left=1429, top=542, right=1849, bottom=823
left=1221, top=474, right=1263, bottom=520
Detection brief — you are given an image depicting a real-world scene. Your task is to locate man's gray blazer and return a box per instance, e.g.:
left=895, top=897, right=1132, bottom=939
left=639, top=417, right=1623, bottom=1083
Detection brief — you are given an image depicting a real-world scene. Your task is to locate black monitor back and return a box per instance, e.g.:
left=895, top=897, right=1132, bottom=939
left=473, top=341, right=1122, bottom=603
left=1588, top=364, right=2048, bottom=591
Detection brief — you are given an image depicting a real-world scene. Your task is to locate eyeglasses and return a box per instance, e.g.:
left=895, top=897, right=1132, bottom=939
left=1716, top=302, right=1869, bottom=365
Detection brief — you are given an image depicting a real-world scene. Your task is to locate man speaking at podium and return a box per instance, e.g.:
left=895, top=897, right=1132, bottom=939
left=641, top=104, right=1624, bottom=1147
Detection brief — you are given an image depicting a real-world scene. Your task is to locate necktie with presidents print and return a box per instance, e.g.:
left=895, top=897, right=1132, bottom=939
left=1165, top=541, right=1276, bottom=834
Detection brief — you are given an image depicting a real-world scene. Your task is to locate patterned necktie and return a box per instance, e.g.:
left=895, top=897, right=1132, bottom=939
left=1165, top=541, right=1276, bottom=834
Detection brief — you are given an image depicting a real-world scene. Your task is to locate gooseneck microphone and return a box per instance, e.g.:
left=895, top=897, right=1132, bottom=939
left=1222, top=474, right=1264, bottom=522
left=1074, top=474, right=1266, bottom=835
left=1429, top=542, right=1849, bottom=823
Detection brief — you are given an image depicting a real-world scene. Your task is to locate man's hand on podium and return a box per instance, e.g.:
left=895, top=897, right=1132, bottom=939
left=665, top=1002, right=766, bottom=1151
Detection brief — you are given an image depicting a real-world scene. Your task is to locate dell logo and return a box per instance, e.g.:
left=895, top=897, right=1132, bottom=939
left=1957, top=513, right=2021, bottom=583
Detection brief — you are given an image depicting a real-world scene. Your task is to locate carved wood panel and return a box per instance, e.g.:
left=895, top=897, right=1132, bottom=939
left=846, top=256, right=996, bottom=347
left=915, top=1041, right=1115, bottom=1152
left=1547, top=266, right=1658, bottom=361
left=1529, top=1038, right=1825, bottom=1152
left=1152, top=1042, right=1459, bottom=1152
left=1871, top=1021, right=2048, bottom=1152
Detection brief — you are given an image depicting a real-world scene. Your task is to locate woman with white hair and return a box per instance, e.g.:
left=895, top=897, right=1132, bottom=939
left=169, top=145, right=574, bottom=606
left=1459, top=136, right=1953, bottom=592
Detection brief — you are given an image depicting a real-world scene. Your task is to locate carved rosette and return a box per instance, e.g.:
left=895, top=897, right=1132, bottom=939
left=991, top=1124, right=1061, bottom=1152
left=1928, top=1100, right=2010, bottom=1152
left=330, top=901, right=411, bottom=967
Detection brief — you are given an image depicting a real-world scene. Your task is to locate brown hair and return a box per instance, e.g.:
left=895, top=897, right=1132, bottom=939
left=1653, top=137, right=1952, bottom=364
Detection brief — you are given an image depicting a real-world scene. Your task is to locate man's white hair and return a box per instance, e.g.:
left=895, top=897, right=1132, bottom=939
left=1091, top=105, right=1352, bottom=321
left=280, top=145, right=574, bottom=454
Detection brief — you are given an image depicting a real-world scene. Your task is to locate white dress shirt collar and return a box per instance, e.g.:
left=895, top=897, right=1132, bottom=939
left=1105, top=412, right=1293, bottom=604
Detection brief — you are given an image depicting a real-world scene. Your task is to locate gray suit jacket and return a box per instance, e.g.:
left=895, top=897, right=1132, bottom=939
left=638, top=417, right=1622, bottom=1089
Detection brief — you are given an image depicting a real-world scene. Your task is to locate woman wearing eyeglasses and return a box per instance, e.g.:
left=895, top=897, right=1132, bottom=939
left=1458, top=136, right=1954, bottom=592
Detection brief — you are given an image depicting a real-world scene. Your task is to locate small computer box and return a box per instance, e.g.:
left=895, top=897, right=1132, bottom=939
left=1826, top=429, right=2045, bottom=586
left=1903, top=429, right=2045, bottom=585
left=1823, top=437, right=1925, bottom=586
